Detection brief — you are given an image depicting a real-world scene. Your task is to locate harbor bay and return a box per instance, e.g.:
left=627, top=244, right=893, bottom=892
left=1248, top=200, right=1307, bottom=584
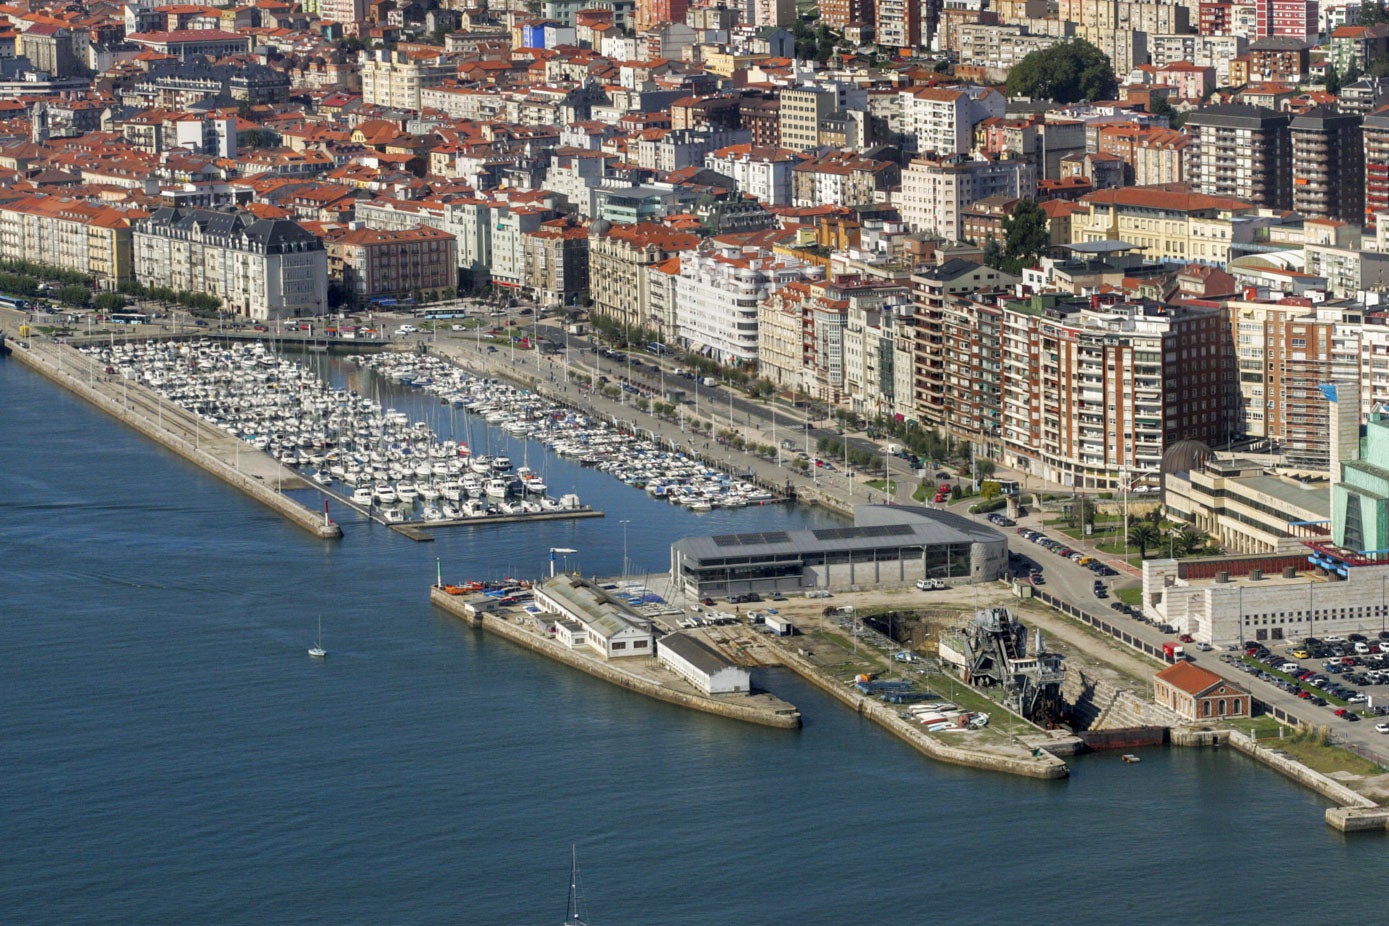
left=5, top=353, right=1389, bottom=926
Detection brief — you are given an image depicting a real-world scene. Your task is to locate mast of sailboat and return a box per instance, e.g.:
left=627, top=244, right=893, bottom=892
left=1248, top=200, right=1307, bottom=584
left=564, top=845, right=587, bottom=926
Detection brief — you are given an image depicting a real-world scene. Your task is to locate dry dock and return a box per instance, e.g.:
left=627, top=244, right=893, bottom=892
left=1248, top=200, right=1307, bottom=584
left=430, top=586, right=802, bottom=729
left=3, top=336, right=342, bottom=540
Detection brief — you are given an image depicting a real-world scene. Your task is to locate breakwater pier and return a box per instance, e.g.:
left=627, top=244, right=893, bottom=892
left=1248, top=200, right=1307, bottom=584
left=3, top=334, right=342, bottom=539
left=430, top=585, right=804, bottom=729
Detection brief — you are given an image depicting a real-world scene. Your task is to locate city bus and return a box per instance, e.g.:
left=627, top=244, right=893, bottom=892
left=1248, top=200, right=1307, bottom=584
left=109, top=311, right=151, bottom=325
left=0, top=294, right=36, bottom=311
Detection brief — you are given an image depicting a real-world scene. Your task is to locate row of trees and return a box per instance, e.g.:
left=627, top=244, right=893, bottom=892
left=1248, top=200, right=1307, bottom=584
left=1064, top=498, right=1210, bottom=558
left=115, top=280, right=222, bottom=314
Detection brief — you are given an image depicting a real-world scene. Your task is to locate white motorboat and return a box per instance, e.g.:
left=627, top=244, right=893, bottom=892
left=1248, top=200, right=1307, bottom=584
left=485, top=477, right=512, bottom=499
left=421, top=505, right=444, bottom=521
left=382, top=506, right=406, bottom=523
left=373, top=483, right=397, bottom=505
left=351, top=487, right=373, bottom=506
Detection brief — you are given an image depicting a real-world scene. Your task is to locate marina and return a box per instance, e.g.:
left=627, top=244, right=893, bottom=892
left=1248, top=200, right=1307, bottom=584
left=40, top=333, right=791, bottom=538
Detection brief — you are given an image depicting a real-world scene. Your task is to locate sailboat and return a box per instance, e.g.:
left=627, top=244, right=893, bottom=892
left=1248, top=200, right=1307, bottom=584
left=308, top=616, right=327, bottom=659
left=562, top=845, right=588, bottom=926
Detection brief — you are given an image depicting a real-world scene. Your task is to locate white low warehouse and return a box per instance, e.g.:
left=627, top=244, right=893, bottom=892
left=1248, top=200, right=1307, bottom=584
left=535, top=576, right=654, bottom=659
left=657, top=633, right=751, bottom=694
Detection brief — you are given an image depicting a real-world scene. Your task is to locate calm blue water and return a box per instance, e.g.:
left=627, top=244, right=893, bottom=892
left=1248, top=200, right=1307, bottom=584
left=1, top=352, right=1384, bottom=926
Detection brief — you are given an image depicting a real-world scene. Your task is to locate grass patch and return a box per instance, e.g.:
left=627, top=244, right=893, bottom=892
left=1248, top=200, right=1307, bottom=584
left=912, top=483, right=933, bottom=502
left=1115, top=587, right=1143, bottom=606
left=865, top=479, right=897, bottom=494
left=1247, top=722, right=1385, bottom=776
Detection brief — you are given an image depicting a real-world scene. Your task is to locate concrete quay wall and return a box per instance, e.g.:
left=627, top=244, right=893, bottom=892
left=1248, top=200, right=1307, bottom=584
left=1225, top=731, right=1377, bottom=810
left=1174, top=726, right=1382, bottom=829
left=768, top=641, right=1070, bottom=780
left=429, top=588, right=802, bottom=729
left=6, top=340, right=341, bottom=540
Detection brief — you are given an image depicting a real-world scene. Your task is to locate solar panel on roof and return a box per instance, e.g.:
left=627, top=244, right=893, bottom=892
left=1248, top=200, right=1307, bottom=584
left=712, top=531, right=790, bottom=547
left=811, top=524, right=914, bottom=541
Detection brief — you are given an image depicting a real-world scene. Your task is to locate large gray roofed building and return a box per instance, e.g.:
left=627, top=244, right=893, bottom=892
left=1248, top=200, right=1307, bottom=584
left=670, top=504, right=1008, bottom=598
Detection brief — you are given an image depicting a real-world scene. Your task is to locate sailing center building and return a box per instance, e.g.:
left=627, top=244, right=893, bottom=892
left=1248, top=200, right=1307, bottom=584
left=670, top=504, right=1008, bottom=599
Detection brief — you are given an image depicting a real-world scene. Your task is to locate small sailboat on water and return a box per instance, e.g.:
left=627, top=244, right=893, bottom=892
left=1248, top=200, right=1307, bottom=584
left=308, top=616, right=326, bottom=659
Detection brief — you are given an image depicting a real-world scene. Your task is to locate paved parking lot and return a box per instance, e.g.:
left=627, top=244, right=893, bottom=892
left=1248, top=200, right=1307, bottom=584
left=1227, top=635, right=1389, bottom=730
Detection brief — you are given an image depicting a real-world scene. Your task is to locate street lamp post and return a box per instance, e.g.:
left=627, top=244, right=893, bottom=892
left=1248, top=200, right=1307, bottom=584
left=620, top=519, right=631, bottom=580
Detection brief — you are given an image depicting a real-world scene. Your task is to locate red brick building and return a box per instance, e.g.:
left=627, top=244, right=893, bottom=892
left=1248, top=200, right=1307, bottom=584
left=326, top=224, right=457, bottom=303
left=1154, top=661, right=1250, bottom=721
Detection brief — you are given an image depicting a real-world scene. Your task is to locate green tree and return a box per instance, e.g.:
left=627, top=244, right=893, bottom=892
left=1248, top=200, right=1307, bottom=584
left=976, top=458, right=997, bottom=480
left=1170, top=526, right=1205, bottom=558
left=93, top=293, right=128, bottom=313
left=1361, top=0, right=1389, bottom=26
left=56, top=285, right=91, bottom=307
left=1005, top=39, right=1117, bottom=104
left=1066, top=497, right=1096, bottom=531
left=1002, top=199, right=1051, bottom=268
left=1127, top=522, right=1162, bottom=559
left=816, top=23, right=836, bottom=63
left=982, top=237, right=1006, bottom=271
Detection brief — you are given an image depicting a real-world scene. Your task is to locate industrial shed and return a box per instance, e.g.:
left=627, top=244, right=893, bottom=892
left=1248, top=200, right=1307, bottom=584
left=657, top=632, right=751, bottom=694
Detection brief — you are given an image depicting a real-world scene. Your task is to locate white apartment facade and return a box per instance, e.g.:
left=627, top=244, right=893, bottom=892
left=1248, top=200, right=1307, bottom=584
left=675, top=236, right=821, bottom=365
left=897, top=155, right=1036, bottom=240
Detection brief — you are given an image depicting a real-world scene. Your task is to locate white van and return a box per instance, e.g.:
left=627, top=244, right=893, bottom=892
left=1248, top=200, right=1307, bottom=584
left=1355, top=641, right=1371, bottom=655
left=396, top=324, right=419, bottom=335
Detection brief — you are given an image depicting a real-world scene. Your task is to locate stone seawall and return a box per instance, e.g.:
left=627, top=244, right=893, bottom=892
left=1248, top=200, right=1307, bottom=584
left=429, top=588, right=802, bottom=729
left=767, top=640, right=1070, bottom=780
left=1174, top=726, right=1384, bottom=830
left=7, top=340, right=341, bottom=539
left=1225, top=731, right=1378, bottom=811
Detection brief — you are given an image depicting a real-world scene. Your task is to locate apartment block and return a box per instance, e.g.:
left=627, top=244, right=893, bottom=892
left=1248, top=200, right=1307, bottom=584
left=325, top=224, right=457, bottom=303
left=821, top=0, right=875, bottom=30
left=897, top=155, right=1036, bottom=240
left=1227, top=300, right=1363, bottom=467
left=674, top=233, right=819, bottom=366
left=521, top=218, right=590, bottom=308
left=1069, top=184, right=1259, bottom=265
left=0, top=195, right=137, bottom=287
left=1184, top=104, right=1292, bottom=211
left=898, top=85, right=1005, bottom=156
left=778, top=88, right=837, bottom=152
left=996, top=296, right=1234, bottom=489
left=790, top=151, right=899, bottom=208
left=1290, top=108, right=1364, bottom=224
left=589, top=221, right=701, bottom=337
left=875, top=0, right=921, bottom=49
left=133, top=207, right=328, bottom=320
left=1363, top=109, right=1389, bottom=228
left=360, top=48, right=458, bottom=111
